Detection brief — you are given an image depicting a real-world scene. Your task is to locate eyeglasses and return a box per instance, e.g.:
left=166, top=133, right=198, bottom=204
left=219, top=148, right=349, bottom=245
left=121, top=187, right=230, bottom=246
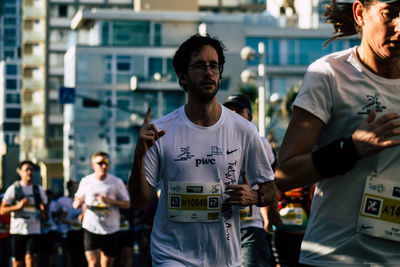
left=189, top=62, right=220, bottom=74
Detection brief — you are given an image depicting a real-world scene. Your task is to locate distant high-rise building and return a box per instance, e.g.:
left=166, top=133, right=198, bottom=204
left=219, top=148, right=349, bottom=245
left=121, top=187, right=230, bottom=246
left=0, top=0, right=22, bottom=189
left=20, top=0, right=134, bottom=193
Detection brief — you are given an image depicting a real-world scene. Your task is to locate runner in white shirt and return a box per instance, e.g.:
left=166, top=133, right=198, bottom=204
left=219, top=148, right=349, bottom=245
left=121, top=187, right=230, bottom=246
left=276, top=0, right=400, bottom=266
left=73, top=151, right=130, bottom=267
left=129, top=34, right=280, bottom=266
left=0, top=160, right=48, bottom=267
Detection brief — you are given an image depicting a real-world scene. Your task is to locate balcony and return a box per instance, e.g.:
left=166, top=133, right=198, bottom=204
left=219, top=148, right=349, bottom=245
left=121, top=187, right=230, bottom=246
left=23, top=30, right=45, bottom=43
left=20, top=126, right=44, bottom=139
left=23, top=77, right=45, bottom=89
left=24, top=6, right=46, bottom=19
left=23, top=53, right=45, bottom=66
left=23, top=102, right=45, bottom=113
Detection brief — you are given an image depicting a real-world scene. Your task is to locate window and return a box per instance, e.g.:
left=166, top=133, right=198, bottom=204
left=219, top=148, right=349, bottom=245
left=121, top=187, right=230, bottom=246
left=4, top=6, right=16, bottom=14
left=6, top=79, right=17, bottom=89
left=4, top=17, right=16, bottom=25
left=4, top=51, right=14, bottom=59
left=116, top=136, right=130, bottom=145
left=4, top=39, right=16, bottom=46
left=6, top=94, right=20, bottom=104
left=4, top=29, right=16, bottom=36
left=113, top=21, right=150, bottom=46
left=3, top=123, right=20, bottom=131
left=58, top=5, right=67, bottom=17
left=6, top=65, right=17, bottom=75
left=149, top=57, right=162, bottom=79
left=5, top=108, right=21, bottom=118
left=154, top=23, right=162, bottom=46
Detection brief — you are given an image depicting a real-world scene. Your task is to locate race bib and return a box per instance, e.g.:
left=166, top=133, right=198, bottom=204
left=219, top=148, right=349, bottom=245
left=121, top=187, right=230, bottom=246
left=358, top=176, right=400, bottom=242
left=168, top=182, right=222, bottom=223
left=120, top=220, right=129, bottom=231
left=70, top=221, right=82, bottom=230
left=22, top=204, right=37, bottom=214
left=239, top=206, right=255, bottom=221
left=89, top=204, right=110, bottom=217
left=280, top=206, right=306, bottom=226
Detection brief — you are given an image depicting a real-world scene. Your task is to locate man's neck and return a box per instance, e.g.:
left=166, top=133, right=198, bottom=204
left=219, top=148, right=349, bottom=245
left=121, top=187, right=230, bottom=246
left=357, top=46, right=400, bottom=79
left=95, top=173, right=107, bottom=180
left=184, top=98, right=222, bottom=127
left=20, top=180, right=32, bottom=186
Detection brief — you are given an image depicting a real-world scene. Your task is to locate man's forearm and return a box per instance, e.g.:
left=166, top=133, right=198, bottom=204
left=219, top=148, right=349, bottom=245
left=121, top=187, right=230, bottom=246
left=257, top=180, right=279, bottom=207
left=129, top=153, right=154, bottom=210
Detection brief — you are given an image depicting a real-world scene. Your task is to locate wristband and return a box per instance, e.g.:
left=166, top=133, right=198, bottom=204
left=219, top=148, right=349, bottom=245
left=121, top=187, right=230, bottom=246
left=311, top=137, right=361, bottom=178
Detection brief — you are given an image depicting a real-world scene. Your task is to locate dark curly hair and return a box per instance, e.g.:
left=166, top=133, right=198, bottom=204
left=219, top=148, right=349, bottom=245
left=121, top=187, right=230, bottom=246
left=172, top=34, right=226, bottom=91
left=323, top=0, right=374, bottom=47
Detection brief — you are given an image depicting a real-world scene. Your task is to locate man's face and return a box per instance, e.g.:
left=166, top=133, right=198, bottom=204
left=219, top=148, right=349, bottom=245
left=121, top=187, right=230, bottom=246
left=361, top=1, right=400, bottom=59
left=181, top=45, right=221, bottom=103
left=91, top=155, right=109, bottom=177
left=18, top=163, right=34, bottom=185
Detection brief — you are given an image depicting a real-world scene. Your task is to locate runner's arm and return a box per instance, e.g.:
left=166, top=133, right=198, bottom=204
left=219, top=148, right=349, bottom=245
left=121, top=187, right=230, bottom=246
left=0, top=198, right=28, bottom=214
left=275, top=107, right=325, bottom=192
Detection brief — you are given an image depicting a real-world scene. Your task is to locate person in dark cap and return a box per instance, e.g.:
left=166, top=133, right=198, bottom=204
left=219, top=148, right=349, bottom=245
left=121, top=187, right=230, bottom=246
left=224, top=94, right=253, bottom=122
left=276, top=0, right=400, bottom=265
left=224, top=94, right=277, bottom=267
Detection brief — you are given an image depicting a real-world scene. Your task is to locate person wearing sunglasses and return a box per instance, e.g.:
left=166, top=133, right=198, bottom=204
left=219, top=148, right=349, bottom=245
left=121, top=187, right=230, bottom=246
left=73, top=151, right=130, bottom=267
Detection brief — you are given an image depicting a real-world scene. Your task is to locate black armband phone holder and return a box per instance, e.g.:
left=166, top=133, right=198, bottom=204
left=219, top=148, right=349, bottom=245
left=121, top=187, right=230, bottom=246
left=311, top=137, right=361, bottom=178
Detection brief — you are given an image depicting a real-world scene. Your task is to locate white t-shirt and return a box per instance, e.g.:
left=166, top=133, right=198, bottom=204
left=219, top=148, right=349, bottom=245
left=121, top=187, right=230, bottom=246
left=75, top=173, right=130, bottom=235
left=145, top=105, right=274, bottom=266
left=241, top=137, right=275, bottom=229
left=41, top=200, right=59, bottom=233
left=294, top=47, right=400, bottom=266
left=2, top=181, right=48, bottom=235
left=55, top=196, right=83, bottom=234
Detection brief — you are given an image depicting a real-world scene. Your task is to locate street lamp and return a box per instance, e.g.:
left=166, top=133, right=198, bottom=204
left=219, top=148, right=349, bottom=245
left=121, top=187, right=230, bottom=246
left=240, top=42, right=268, bottom=137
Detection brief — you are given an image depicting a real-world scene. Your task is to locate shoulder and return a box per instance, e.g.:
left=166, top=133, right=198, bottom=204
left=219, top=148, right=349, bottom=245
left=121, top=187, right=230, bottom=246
left=107, top=174, right=125, bottom=185
left=223, top=106, right=258, bottom=135
left=151, top=106, right=184, bottom=130
left=308, top=48, right=353, bottom=73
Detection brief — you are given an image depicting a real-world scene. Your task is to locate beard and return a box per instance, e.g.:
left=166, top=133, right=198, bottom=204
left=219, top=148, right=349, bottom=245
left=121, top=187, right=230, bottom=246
left=188, top=78, right=220, bottom=103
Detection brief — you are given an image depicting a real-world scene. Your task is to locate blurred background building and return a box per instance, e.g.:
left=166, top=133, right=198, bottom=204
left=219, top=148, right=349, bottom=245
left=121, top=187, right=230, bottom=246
left=0, top=0, right=359, bottom=191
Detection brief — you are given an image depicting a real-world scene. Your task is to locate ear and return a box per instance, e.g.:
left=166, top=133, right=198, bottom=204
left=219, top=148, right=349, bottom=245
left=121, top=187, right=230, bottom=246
left=353, top=0, right=365, bottom=27
left=179, top=73, right=188, bottom=87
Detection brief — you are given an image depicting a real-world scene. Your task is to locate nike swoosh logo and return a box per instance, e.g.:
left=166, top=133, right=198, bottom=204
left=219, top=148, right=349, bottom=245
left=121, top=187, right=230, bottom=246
left=360, top=225, right=373, bottom=230
left=227, top=149, right=239, bottom=154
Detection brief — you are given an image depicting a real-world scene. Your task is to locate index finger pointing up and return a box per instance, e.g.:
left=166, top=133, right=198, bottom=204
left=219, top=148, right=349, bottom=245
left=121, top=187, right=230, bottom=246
left=143, top=106, right=151, bottom=126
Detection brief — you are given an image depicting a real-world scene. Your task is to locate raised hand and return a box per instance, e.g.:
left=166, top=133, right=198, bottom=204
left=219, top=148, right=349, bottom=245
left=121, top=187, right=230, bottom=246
left=352, top=110, right=400, bottom=157
left=135, top=106, right=166, bottom=157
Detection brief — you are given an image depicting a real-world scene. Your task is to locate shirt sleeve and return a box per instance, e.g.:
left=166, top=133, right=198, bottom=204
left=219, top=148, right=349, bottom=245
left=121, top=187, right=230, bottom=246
left=2, top=185, right=15, bottom=205
left=144, top=141, right=161, bottom=189
left=39, top=186, right=48, bottom=205
left=293, top=59, right=336, bottom=124
left=74, top=179, right=86, bottom=200
left=116, top=179, right=130, bottom=201
left=245, top=129, right=275, bottom=186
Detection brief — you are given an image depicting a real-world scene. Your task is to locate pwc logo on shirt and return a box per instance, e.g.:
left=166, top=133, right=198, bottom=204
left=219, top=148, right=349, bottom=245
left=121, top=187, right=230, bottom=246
left=195, top=158, right=216, bottom=167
